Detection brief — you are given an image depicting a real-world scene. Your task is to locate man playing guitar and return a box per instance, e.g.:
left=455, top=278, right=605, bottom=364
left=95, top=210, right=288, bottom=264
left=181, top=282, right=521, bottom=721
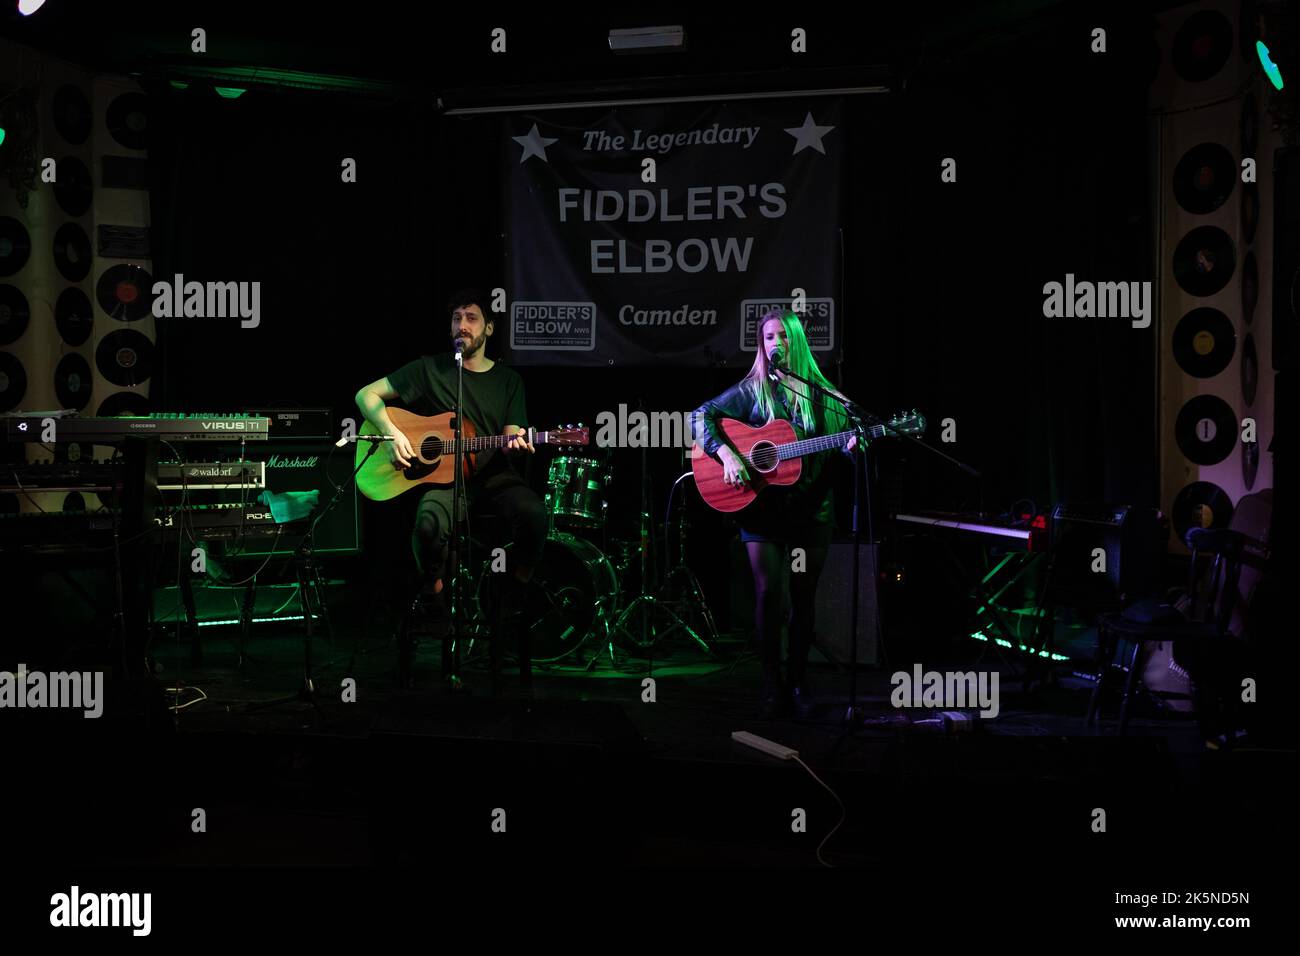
left=691, top=309, right=857, bottom=718
left=355, top=288, right=547, bottom=691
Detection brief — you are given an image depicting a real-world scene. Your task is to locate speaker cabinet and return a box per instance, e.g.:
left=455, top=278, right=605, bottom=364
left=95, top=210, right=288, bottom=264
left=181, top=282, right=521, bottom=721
left=814, top=539, right=879, bottom=667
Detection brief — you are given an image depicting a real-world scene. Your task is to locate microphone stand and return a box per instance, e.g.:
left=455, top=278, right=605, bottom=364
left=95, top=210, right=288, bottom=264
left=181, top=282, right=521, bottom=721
left=773, top=364, right=992, bottom=743
left=767, top=366, right=875, bottom=726
left=249, top=438, right=381, bottom=716
left=447, top=344, right=466, bottom=689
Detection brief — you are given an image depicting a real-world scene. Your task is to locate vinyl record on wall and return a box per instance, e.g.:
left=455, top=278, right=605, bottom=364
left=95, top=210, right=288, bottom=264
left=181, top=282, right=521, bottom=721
left=1173, top=226, right=1235, bottom=297
left=0, top=285, right=31, bottom=345
left=1242, top=439, right=1259, bottom=491
left=62, top=491, right=87, bottom=513
left=54, top=353, right=93, bottom=410
left=0, top=218, right=32, bottom=278
left=1172, top=481, right=1234, bottom=541
left=1241, top=333, right=1258, bottom=405
left=1241, top=181, right=1259, bottom=244
left=1172, top=9, right=1233, bottom=82
left=1240, top=91, right=1258, bottom=156
left=53, top=85, right=92, bottom=145
left=0, top=351, right=27, bottom=412
left=53, top=156, right=93, bottom=218
left=96, top=264, right=153, bottom=321
left=96, top=328, right=155, bottom=387
left=105, top=92, right=149, bottom=151
left=1241, top=251, right=1257, bottom=325
left=1172, top=308, right=1235, bottom=378
left=1173, top=143, right=1235, bottom=214
left=1175, top=394, right=1238, bottom=465
left=97, top=390, right=150, bottom=417
left=55, top=287, right=93, bottom=346
left=53, top=223, right=93, bottom=282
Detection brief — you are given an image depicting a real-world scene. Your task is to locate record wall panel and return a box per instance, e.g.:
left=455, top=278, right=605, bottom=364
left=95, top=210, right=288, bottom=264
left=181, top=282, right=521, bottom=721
left=1153, top=0, right=1276, bottom=551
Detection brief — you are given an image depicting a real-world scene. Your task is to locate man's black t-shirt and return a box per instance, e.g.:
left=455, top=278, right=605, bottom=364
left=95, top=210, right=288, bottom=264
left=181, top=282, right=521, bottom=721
left=387, top=353, right=528, bottom=485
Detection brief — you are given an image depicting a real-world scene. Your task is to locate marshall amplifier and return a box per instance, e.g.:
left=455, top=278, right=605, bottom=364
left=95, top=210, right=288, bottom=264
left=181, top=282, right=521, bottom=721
left=213, top=409, right=359, bottom=556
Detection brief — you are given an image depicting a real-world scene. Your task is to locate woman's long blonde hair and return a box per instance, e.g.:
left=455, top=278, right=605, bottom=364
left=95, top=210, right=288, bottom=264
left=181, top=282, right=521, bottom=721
left=742, top=310, right=846, bottom=434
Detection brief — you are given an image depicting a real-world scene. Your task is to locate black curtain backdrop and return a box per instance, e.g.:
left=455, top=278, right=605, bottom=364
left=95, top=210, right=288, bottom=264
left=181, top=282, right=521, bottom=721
left=141, top=8, right=1155, bottom=626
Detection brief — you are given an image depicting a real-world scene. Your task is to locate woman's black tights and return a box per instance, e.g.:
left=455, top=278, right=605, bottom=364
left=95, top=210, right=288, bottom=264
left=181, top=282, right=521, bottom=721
left=746, top=540, right=829, bottom=692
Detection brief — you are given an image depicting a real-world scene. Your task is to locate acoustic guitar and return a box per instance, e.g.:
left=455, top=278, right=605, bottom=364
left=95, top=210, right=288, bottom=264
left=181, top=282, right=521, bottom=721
left=355, top=408, right=589, bottom=502
left=691, top=410, right=926, bottom=513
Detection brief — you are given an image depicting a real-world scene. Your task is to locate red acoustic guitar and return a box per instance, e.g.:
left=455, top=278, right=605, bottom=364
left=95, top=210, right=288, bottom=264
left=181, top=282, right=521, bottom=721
left=691, top=411, right=926, bottom=513
left=355, top=408, right=589, bottom=502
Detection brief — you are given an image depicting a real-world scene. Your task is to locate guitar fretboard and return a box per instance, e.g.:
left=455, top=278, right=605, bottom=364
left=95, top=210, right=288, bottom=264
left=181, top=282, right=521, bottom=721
left=745, top=422, right=899, bottom=465
left=452, top=430, right=558, bottom=452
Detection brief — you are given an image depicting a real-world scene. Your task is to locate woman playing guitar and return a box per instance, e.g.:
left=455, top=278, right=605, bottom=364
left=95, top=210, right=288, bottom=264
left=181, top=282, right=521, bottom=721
left=691, top=309, right=856, bottom=719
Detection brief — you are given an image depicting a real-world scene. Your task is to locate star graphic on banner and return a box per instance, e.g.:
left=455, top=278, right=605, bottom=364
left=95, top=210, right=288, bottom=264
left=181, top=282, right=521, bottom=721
left=512, top=123, right=558, bottom=163
left=784, top=112, right=835, bottom=155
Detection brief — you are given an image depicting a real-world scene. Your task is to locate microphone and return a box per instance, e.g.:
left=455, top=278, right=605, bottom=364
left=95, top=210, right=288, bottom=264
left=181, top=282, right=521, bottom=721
left=334, top=434, right=396, bottom=448
left=767, top=344, right=786, bottom=381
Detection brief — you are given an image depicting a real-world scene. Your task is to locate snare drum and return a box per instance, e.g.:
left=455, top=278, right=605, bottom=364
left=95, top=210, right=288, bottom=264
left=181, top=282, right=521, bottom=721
left=546, top=455, right=605, bottom=528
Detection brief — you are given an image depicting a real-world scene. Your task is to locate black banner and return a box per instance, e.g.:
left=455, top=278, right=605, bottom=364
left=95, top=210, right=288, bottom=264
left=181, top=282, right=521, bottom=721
left=503, top=99, right=844, bottom=366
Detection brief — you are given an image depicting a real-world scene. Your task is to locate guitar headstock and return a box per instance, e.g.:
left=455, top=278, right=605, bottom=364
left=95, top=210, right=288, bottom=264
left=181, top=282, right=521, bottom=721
left=886, top=409, right=926, bottom=436
left=549, top=423, right=591, bottom=446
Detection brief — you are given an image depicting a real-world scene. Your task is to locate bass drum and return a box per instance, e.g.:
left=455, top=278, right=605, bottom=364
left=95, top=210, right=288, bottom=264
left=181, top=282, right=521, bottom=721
left=474, top=532, right=618, bottom=663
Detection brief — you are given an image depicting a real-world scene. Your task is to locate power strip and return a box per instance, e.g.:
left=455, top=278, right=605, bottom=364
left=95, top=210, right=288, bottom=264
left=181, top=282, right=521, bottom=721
left=731, top=731, right=798, bottom=760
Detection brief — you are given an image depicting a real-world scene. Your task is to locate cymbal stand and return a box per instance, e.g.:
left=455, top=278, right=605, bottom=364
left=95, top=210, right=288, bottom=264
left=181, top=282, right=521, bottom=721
left=610, top=445, right=714, bottom=661
left=655, top=469, right=719, bottom=654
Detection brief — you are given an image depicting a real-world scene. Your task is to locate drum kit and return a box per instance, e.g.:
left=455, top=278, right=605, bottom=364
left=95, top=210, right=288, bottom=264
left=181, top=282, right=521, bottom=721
left=467, top=451, right=718, bottom=666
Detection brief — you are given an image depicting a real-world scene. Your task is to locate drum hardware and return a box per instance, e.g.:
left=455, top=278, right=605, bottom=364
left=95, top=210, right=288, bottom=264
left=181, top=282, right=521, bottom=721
left=471, top=532, right=618, bottom=665
left=609, top=438, right=717, bottom=657
left=658, top=469, right=720, bottom=651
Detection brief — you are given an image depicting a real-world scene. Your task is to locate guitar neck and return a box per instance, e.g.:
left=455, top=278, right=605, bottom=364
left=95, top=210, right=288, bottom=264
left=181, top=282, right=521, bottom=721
left=749, top=423, right=895, bottom=464
left=458, top=429, right=553, bottom=452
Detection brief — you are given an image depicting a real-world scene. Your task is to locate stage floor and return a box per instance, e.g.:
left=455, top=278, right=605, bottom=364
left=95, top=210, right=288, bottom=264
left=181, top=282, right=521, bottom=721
left=22, top=621, right=1270, bottom=874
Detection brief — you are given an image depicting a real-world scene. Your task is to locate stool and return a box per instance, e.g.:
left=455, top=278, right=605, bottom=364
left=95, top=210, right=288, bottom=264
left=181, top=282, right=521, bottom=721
left=1086, top=610, right=1235, bottom=736
left=396, top=510, right=522, bottom=690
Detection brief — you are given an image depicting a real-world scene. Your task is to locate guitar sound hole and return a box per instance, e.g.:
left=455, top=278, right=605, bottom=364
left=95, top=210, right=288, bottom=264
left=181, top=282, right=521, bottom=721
left=421, top=435, right=444, bottom=460
left=749, top=442, right=778, bottom=472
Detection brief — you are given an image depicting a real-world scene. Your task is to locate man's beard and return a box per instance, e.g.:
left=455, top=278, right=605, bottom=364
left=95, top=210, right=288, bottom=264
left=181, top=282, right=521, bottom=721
left=455, top=330, right=487, bottom=358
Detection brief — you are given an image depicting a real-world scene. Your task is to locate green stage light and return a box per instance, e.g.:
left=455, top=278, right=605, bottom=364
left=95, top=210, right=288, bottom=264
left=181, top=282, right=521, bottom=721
left=967, top=630, right=1068, bottom=661
left=0, top=127, right=6, bottom=147
left=198, top=615, right=309, bottom=627
left=1257, top=40, right=1284, bottom=90
left=214, top=87, right=246, bottom=99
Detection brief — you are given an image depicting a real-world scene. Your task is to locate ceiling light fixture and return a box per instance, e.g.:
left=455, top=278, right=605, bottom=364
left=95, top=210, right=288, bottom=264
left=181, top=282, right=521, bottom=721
left=608, top=25, right=686, bottom=54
